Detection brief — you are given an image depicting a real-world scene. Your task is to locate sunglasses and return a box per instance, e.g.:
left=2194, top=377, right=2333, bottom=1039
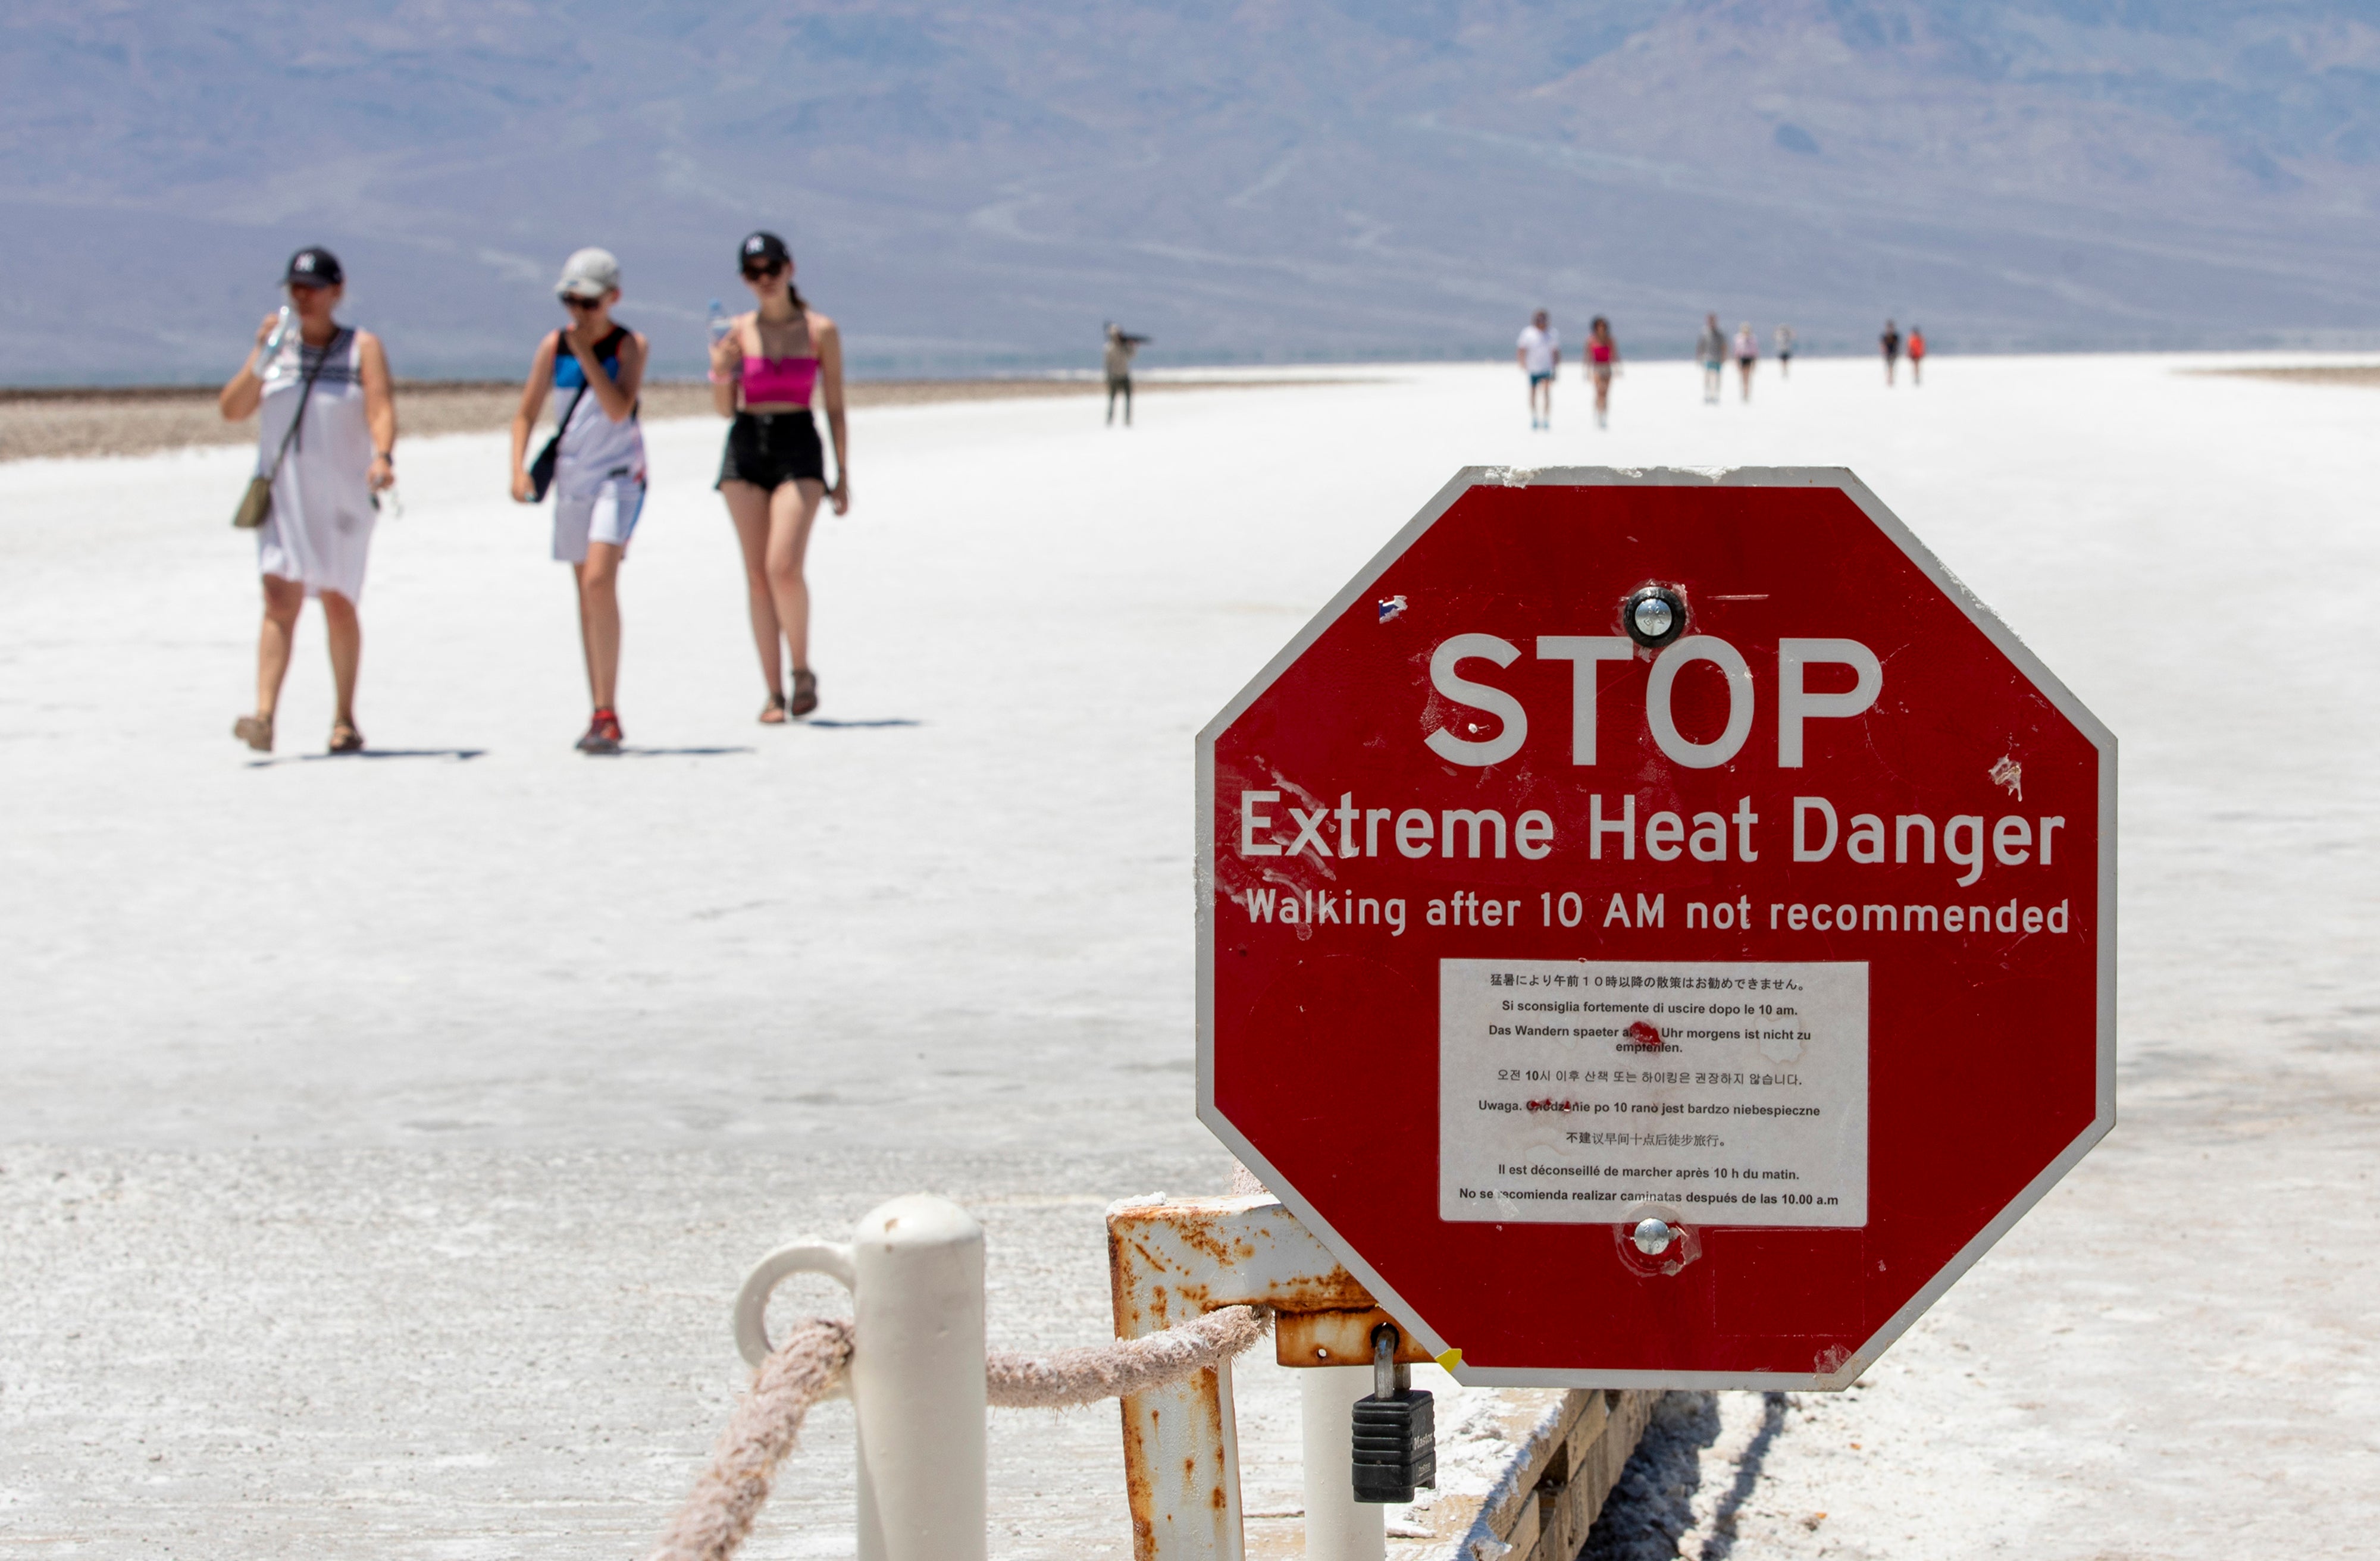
left=741, top=262, right=786, bottom=281
left=560, top=294, right=605, bottom=310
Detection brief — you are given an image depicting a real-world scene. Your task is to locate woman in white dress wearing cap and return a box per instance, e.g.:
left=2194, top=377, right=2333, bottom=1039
left=508, top=247, right=649, bottom=755
left=218, top=246, right=397, bottom=755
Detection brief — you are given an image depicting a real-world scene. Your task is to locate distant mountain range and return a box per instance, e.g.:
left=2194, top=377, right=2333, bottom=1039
left=5, top=1, right=2378, bottom=381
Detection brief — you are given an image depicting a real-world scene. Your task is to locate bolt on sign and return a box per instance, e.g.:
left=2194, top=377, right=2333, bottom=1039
left=1197, top=468, right=2115, bottom=1388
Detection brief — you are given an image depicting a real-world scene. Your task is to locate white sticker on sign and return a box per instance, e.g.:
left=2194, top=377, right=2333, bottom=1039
left=1439, top=959, right=1868, bottom=1227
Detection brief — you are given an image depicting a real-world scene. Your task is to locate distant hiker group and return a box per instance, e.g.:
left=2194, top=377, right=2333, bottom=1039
left=1514, top=309, right=1930, bottom=425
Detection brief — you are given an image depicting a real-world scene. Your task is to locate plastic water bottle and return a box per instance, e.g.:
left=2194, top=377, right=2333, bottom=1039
left=707, top=299, right=731, bottom=348
left=258, top=304, right=293, bottom=377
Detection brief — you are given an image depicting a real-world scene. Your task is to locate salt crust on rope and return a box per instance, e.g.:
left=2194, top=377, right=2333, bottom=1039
left=647, top=1305, right=1270, bottom=1561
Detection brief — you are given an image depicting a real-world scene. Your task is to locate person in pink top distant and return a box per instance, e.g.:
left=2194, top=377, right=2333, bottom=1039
left=1586, top=316, right=1619, bottom=429
left=709, top=230, right=849, bottom=722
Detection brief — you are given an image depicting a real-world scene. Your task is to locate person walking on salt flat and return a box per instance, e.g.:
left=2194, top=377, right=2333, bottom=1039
left=1516, top=309, right=1559, bottom=428
left=1697, top=314, right=1727, bottom=405
left=509, top=247, right=649, bottom=756
left=710, top=230, right=849, bottom=723
left=219, top=246, right=397, bottom=756
left=1587, top=315, right=1619, bottom=429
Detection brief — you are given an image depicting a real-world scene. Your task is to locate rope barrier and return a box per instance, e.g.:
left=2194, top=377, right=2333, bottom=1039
left=647, top=1304, right=1272, bottom=1561
left=987, top=1303, right=1270, bottom=1408
left=647, top=1316, right=856, bottom=1561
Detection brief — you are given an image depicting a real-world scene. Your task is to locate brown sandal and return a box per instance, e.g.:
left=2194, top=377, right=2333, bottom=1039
left=758, top=689, right=788, bottom=725
left=328, top=722, right=365, bottom=755
left=789, top=668, right=819, bottom=719
left=233, top=713, right=274, bottom=753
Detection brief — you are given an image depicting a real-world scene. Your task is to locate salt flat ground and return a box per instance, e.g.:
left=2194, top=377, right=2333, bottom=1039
left=2, top=355, right=2375, bottom=1559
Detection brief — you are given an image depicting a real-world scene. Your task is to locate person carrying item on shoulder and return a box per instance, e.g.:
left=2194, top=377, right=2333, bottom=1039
left=219, top=246, right=397, bottom=756
left=710, top=230, right=848, bottom=722
left=1104, top=323, right=1148, bottom=427
left=509, top=247, right=648, bottom=756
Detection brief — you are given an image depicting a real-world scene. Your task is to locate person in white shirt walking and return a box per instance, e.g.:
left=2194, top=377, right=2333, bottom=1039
left=1733, top=321, right=1758, bottom=402
left=1516, top=310, right=1559, bottom=428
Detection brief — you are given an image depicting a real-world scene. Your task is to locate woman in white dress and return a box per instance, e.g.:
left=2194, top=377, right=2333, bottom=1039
left=218, top=247, right=397, bottom=754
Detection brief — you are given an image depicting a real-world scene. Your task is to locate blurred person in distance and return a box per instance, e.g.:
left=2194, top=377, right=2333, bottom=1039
left=1908, top=324, right=1928, bottom=385
left=1734, top=320, right=1758, bottom=402
left=1104, top=322, right=1148, bottom=427
left=1586, top=315, right=1620, bottom=430
left=1881, top=318, right=1902, bottom=385
left=1698, top=314, right=1727, bottom=404
left=1517, top=309, right=1559, bottom=429
left=218, top=246, right=396, bottom=756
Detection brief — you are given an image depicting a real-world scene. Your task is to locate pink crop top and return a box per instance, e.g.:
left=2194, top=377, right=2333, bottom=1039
left=741, top=355, right=818, bottom=406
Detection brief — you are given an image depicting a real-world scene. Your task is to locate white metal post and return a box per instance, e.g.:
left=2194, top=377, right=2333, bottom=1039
left=851, top=1194, right=987, bottom=1561
left=734, top=1194, right=987, bottom=1561
left=1299, top=1366, right=1386, bottom=1561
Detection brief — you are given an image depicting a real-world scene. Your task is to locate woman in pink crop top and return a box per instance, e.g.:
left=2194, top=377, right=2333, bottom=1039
left=709, top=229, right=848, bottom=721
left=1587, top=315, right=1620, bottom=430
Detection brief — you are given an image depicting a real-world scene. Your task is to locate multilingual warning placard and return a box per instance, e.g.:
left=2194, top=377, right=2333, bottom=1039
left=1439, top=959, right=1869, bottom=1226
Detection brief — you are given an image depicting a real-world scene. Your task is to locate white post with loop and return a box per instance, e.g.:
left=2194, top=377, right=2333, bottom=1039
left=735, top=1194, right=987, bottom=1561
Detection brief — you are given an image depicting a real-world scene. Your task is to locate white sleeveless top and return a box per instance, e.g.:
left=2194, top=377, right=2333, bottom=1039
left=254, top=328, right=376, bottom=600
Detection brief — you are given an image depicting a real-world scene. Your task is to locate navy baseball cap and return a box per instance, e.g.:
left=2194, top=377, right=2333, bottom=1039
left=739, top=231, right=791, bottom=268
left=283, top=246, right=344, bottom=287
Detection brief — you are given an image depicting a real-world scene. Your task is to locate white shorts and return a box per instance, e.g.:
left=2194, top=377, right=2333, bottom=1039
left=553, top=475, right=644, bottom=563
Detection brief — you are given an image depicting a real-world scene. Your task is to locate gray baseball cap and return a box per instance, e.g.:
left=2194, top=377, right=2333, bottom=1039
left=555, top=247, right=621, bottom=299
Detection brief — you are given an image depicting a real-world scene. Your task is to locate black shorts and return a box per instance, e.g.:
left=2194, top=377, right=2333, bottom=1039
left=717, top=410, right=825, bottom=490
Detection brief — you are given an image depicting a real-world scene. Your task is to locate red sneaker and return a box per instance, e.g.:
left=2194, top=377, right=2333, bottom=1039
left=577, top=708, right=623, bottom=755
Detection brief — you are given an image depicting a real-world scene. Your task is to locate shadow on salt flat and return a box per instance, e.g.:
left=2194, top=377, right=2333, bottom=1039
left=802, top=718, right=923, bottom=729
left=245, top=748, right=486, bottom=766
left=1582, top=1391, right=1791, bottom=1561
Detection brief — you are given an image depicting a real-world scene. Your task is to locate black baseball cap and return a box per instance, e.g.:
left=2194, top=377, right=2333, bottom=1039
left=283, top=246, right=344, bottom=287
left=739, top=231, right=791, bottom=268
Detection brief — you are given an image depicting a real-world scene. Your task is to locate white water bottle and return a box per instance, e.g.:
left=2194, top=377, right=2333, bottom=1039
left=258, top=304, right=293, bottom=378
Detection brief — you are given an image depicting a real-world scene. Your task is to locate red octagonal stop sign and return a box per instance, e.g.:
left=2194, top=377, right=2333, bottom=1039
left=1198, top=468, right=2114, bottom=1388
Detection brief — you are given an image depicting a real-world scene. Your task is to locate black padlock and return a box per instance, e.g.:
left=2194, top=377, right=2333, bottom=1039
left=1351, top=1323, right=1436, bottom=1503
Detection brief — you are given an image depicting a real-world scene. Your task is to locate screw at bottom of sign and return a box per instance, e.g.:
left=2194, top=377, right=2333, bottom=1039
left=1631, top=1218, right=1676, bottom=1256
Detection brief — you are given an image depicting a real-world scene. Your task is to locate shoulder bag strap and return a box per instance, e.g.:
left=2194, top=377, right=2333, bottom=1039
left=261, top=329, right=337, bottom=482
left=552, top=328, right=593, bottom=450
